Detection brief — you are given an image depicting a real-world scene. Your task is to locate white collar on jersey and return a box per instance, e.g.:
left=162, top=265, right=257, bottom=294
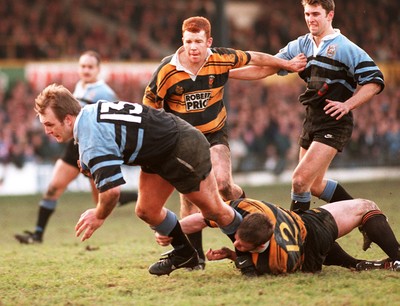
left=310, top=29, right=341, bottom=56
left=250, top=240, right=270, bottom=254
left=171, top=47, right=212, bottom=77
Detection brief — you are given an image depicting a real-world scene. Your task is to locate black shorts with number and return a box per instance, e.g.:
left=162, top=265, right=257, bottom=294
left=141, top=116, right=212, bottom=194
left=299, top=107, right=353, bottom=152
left=61, top=139, right=80, bottom=169
left=300, top=208, right=338, bottom=273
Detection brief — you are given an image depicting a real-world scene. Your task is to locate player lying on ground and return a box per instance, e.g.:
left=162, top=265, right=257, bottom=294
left=156, top=198, right=400, bottom=276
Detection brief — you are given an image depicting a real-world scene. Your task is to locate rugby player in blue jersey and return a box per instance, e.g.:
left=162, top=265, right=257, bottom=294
left=230, top=0, right=385, bottom=266
left=33, top=84, right=244, bottom=276
left=15, top=51, right=138, bottom=245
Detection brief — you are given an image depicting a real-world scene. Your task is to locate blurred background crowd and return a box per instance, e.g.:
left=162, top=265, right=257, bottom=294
left=0, top=0, right=399, bottom=176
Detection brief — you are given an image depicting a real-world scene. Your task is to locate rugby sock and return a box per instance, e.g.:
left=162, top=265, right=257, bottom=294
left=35, top=202, right=56, bottom=237
left=118, top=191, right=138, bottom=206
left=220, top=209, right=243, bottom=235
left=360, top=210, right=400, bottom=260
left=330, top=183, right=353, bottom=202
left=290, top=191, right=311, bottom=211
left=323, top=242, right=359, bottom=268
left=187, top=231, right=205, bottom=260
left=151, top=210, right=194, bottom=257
left=168, top=222, right=196, bottom=257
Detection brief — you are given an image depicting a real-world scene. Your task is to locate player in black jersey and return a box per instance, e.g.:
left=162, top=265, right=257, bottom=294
left=33, top=83, right=244, bottom=276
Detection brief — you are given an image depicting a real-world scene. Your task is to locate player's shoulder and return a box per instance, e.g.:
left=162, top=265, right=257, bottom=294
left=153, top=54, right=175, bottom=75
left=210, top=47, right=238, bottom=56
left=160, top=54, right=174, bottom=64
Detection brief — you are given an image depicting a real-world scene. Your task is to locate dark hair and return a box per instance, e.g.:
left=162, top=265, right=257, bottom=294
left=34, top=84, right=81, bottom=122
left=301, top=0, right=335, bottom=13
left=237, top=213, right=274, bottom=247
left=182, top=16, right=211, bottom=38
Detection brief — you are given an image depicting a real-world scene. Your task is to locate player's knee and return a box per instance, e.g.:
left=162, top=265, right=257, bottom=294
left=358, top=198, right=379, bottom=212
left=216, top=179, right=236, bottom=200
left=292, top=174, right=308, bottom=193
left=135, top=206, right=150, bottom=223
left=44, top=184, right=62, bottom=198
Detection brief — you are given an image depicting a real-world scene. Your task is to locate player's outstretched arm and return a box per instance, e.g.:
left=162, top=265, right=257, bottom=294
left=230, top=53, right=307, bottom=80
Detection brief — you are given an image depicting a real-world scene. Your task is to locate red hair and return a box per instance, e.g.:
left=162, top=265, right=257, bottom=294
left=182, top=16, right=211, bottom=38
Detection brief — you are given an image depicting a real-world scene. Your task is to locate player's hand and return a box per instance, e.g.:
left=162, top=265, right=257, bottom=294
left=155, top=232, right=172, bottom=246
left=324, top=99, right=350, bottom=120
left=287, top=53, right=307, bottom=72
left=75, top=208, right=104, bottom=241
left=206, top=247, right=236, bottom=261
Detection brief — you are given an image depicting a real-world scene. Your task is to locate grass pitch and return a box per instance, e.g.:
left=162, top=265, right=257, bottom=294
left=1, top=180, right=399, bottom=306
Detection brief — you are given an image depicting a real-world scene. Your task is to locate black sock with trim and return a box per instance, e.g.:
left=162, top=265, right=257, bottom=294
left=361, top=210, right=400, bottom=260
left=187, top=231, right=205, bottom=260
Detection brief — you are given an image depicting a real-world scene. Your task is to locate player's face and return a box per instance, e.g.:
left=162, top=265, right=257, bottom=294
left=233, top=233, right=258, bottom=252
left=304, top=4, right=334, bottom=37
left=182, top=30, right=213, bottom=64
left=39, top=108, right=74, bottom=143
left=78, top=54, right=100, bottom=85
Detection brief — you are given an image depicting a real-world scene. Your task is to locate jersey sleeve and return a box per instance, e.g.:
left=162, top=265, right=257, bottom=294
left=76, top=105, right=126, bottom=192
left=212, top=47, right=251, bottom=69
left=275, top=35, right=308, bottom=76
left=142, top=56, right=173, bottom=109
left=353, top=50, right=385, bottom=92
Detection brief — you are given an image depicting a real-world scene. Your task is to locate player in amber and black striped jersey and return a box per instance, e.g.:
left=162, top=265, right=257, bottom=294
left=206, top=199, right=307, bottom=275
left=143, top=16, right=307, bottom=266
left=156, top=198, right=400, bottom=275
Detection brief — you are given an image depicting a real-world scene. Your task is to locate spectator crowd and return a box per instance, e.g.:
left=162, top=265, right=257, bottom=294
left=1, top=0, right=398, bottom=62
left=0, top=0, right=399, bottom=175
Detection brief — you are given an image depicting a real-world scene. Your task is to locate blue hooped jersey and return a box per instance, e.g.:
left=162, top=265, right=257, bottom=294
left=73, top=80, right=118, bottom=106
left=276, top=30, right=384, bottom=110
left=74, top=101, right=178, bottom=192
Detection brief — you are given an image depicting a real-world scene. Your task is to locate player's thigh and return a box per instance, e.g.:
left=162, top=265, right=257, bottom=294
left=210, top=144, right=233, bottom=182
left=136, top=170, right=174, bottom=221
left=294, top=142, right=337, bottom=183
left=320, top=199, right=368, bottom=237
left=179, top=194, right=199, bottom=217
left=47, top=159, right=80, bottom=191
left=184, top=170, right=233, bottom=226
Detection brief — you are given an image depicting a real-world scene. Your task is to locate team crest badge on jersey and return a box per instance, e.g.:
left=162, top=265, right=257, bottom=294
left=175, top=86, right=184, bottom=95
left=184, top=91, right=211, bottom=111
left=208, top=75, right=215, bottom=88
left=326, top=45, right=336, bottom=58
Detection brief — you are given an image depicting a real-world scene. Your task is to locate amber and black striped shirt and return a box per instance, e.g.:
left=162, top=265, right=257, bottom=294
left=207, top=198, right=308, bottom=274
left=143, top=47, right=250, bottom=134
